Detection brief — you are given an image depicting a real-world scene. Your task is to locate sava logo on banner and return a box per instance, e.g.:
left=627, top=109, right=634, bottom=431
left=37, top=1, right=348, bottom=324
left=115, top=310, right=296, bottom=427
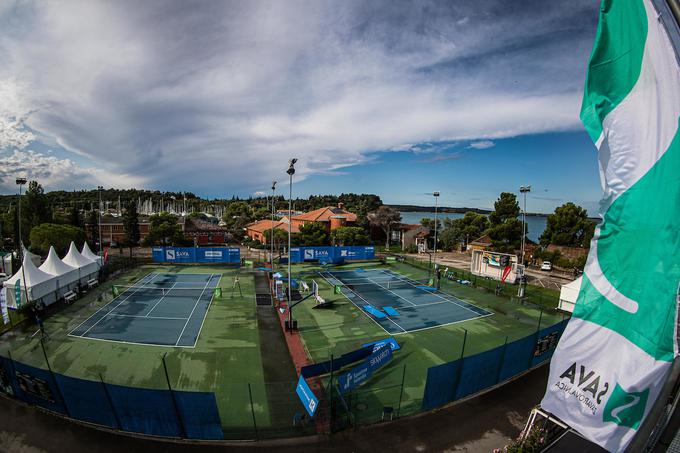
left=549, top=358, right=650, bottom=429
left=540, top=0, right=680, bottom=451
left=542, top=319, right=670, bottom=451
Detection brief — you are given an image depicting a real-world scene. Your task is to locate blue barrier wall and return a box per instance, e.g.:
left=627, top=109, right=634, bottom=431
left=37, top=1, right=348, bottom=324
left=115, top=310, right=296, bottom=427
left=12, top=361, right=68, bottom=415
left=106, top=385, right=182, bottom=437
left=289, top=246, right=375, bottom=263
left=152, top=247, right=240, bottom=264
left=56, top=374, right=119, bottom=428
left=0, top=358, right=224, bottom=440
left=422, top=320, right=568, bottom=411
left=301, top=345, right=374, bottom=378
left=455, top=347, right=505, bottom=400
left=422, top=361, right=461, bottom=410
left=175, top=391, right=224, bottom=440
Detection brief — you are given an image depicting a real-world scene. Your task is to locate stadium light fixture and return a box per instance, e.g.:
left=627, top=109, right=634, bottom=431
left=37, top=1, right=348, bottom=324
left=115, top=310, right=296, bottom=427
left=519, top=185, right=531, bottom=265
left=271, top=180, right=277, bottom=270
left=15, top=177, right=28, bottom=306
left=287, top=159, right=297, bottom=331
left=97, top=186, right=104, bottom=257
left=518, top=185, right=531, bottom=297
left=433, top=192, right=440, bottom=276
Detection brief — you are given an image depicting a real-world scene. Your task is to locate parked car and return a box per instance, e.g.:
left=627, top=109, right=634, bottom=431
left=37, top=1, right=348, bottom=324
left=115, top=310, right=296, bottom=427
left=541, top=261, right=553, bottom=271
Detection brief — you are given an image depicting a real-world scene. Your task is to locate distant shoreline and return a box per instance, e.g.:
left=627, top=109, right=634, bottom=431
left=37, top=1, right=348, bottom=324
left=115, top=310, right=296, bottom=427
left=388, top=204, right=548, bottom=217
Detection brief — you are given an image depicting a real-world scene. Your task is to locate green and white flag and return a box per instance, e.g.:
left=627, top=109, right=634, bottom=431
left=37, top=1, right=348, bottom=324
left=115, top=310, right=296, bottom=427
left=541, top=0, right=680, bottom=451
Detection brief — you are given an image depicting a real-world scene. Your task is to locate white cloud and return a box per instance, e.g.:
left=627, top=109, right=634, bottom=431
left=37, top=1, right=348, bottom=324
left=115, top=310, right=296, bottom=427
left=0, top=78, right=36, bottom=150
left=0, top=0, right=597, bottom=194
left=252, top=191, right=266, bottom=198
left=467, top=140, right=495, bottom=150
left=0, top=150, right=145, bottom=192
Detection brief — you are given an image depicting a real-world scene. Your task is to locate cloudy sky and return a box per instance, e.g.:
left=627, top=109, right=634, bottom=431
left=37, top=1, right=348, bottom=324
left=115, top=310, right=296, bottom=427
left=0, top=0, right=601, bottom=213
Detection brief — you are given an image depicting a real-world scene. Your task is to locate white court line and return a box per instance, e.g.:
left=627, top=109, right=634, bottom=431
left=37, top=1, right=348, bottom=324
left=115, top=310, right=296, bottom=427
left=144, top=282, right=178, bottom=317
left=192, top=273, right=223, bottom=348
left=174, top=274, right=214, bottom=346
left=114, top=285, right=211, bottom=290
left=397, top=312, right=495, bottom=335
left=108, top=313, right=188, bottom=321
left=68, top=272, right=158, bottom=335
left=379, top=269, right=486, bottom=317
left=318, top=271, right=406, bottom=334
left=386, top=268, right=493, bottom=315
left=364, top=277, right=417, bottom=307
left=80, top=273, right=161, bottom=337
left=66, top=333, right=191, bottom=349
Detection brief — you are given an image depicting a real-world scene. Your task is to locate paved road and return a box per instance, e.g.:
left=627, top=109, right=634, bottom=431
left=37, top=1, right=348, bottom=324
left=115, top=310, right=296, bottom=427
left=0, top=366, right=551, bottom=453
left=410, top=252, right=577, bottom=292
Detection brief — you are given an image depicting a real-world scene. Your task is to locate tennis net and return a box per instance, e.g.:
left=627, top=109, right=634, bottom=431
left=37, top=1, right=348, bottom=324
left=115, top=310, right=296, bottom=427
left=333, top=279, right=428, bottom=293
left=112, top=285, right=222, bottom=299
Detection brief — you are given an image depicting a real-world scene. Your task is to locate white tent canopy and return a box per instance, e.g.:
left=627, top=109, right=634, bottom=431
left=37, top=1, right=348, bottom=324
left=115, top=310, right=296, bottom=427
left=558, top=276, right=582, bottom=313
left=22, top=244, right=41, bottom=267
left=39, top=246, right=79, bottom=293
left=62, top=242, right=98, bottom=284
left=81, top=242, right=102, bottom=267
left=3, top=253, right=58, bottom=308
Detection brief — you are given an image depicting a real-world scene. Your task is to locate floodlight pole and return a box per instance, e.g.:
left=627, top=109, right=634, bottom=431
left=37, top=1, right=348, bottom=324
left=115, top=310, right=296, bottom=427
left=519, top=185, right=531, bottom=265
left=432, top=192, right=440, bottom=272
left=518, top=185, right=531, bottom=298
left=287, top=159, right=297, bottom=332
left=97, top=186, right=103, bottom=257
left=271, top=181, right=277, bottom=270
left=16, top=178, right=28, bottom=306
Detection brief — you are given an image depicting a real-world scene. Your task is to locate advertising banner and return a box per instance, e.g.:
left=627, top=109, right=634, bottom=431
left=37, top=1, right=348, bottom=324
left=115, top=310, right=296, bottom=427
left=541, top=1, right=680, bottom=451
left=152, top=247, right=240, bottom=264
left=289, top=246, right=375, bottom=263
left=337, top=346, right=393, bottom=394
left=295, top=375, right=319, bottom=417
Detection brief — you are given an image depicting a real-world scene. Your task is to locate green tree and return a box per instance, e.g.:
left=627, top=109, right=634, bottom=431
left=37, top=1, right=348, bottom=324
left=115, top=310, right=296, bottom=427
left=539, top=202, right=596, bottom=247
left=439, top=212, right=489, bottom=251
left=263, top=228, right=289, bottom=253
left=487, top=192, right=524, bottom=253
left=21, top=181, right=50, bottom=245
left=222, top=201, right=253, bottom=241
left=29, top=223, right=86, bottom=256
left=68, top=204, right=82, bottom=228
left=86, top=210, right=98, bottom=250
left=123, top=202, right=140, bottom=258
left=331, top=226, right=370, bottom=246
left=488, top=192, right=520, bottom=224
left=297, top=222, right=329, bottom=246
left=143, top=212, right=185, bottom=246
left=419, top=218, right=443, bottom=250
left=252, top=207, right=270, bottom=221
left=367, top=206, right=401, bottom=249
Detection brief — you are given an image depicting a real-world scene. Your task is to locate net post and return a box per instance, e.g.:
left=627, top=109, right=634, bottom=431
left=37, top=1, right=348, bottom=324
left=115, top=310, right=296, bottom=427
left=396, top=364, right=406, bottom=418
left=99, top=373, right=122, bottom=429
left=248, top=383, right=259, bottom=439
left=161, top=353, right=187, bottom=438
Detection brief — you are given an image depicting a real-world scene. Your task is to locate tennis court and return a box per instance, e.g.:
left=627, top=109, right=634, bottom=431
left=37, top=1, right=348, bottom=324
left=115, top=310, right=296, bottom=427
left=319, top=268, right=492, bottom=334
left=69, top=272, right=221, bottom=347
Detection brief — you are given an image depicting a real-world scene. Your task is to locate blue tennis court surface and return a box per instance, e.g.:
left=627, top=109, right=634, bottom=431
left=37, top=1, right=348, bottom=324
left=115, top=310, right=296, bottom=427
left=320, top=268, right=492, bottom=334
left=69, top=273, right=220, bottom=347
